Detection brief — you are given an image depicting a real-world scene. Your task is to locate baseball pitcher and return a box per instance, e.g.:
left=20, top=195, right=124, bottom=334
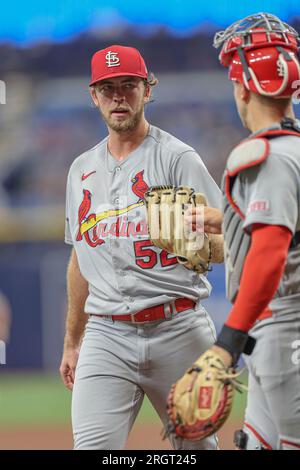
left=60, top=45, right=222, bottom=450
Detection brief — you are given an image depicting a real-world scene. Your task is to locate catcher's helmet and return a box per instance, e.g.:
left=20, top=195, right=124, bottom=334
left=214, top=12, right=300, bottom=98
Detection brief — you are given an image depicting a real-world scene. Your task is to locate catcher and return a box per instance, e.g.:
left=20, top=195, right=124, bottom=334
left=164, top=13, right=300, bottom=450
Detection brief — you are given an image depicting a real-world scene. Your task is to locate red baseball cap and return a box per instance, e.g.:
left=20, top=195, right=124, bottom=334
left=90, top=45, right=148, bottom=86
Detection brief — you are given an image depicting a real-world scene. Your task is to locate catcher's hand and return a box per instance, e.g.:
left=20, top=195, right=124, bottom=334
left=144, top=186, right=223, bottom=274
left=166, top=347, right=244, bottom=441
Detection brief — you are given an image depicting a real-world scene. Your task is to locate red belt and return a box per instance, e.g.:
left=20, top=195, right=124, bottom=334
left=92, top=298, right=196, bottom=323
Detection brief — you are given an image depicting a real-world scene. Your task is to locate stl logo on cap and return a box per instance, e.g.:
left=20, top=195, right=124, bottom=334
left=90, top=45, right=148, bottom=86
left=106, top=51, right=120, bottom=68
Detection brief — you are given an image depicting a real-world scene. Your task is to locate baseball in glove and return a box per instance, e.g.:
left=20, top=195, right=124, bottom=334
left=165, top=348, right=245, bottom=441
left=144, top=186, right=223, bottom=274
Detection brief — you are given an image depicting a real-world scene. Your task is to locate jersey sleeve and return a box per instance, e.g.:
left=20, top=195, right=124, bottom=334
left=65, top=171, right=73, bottom=245
left=241, top=153, right=299, bottom=234
left=225, top=224, right=292, bottom=332
left=171, top=150, right=222, bottom=208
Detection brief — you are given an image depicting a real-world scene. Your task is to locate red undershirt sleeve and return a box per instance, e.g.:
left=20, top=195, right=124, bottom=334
left=225, top=223, right=292, bottom=332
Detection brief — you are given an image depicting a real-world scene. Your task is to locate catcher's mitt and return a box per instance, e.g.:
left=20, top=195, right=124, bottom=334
left=144, top=186, right=223, bottom=274
left=166, top=348, right=245, bottom=441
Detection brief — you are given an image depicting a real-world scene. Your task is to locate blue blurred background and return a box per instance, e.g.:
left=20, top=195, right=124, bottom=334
left=1, top=0, right=300, bottom=43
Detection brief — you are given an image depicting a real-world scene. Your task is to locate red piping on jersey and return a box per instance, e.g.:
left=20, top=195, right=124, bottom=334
left=225, top=224, right=292, bottom=332
left=226, top=138, right=270, bottom=177
left=244, top=422, right=273, bottom=450
left=253, top=129, right=300, bottom=139
left=280, top=439, right=300, bottom=449
left=225, top=172, right=245, bottom=220
left=225, top=138, right=270, bottom=219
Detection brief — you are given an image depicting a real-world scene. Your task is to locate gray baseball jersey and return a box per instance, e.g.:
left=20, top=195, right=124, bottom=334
left=223, top=129, right=300, bottom=312
left=222, top=122, right=300, bottom=449
left=66, top=124, right=221, bottom=450
left=65, top=125, right=221, bottom=316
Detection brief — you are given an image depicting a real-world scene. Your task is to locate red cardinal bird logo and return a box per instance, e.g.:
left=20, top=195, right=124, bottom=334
left=76, top=189, right=92, bottom=241
left=131, top=170, right=149, bottom=201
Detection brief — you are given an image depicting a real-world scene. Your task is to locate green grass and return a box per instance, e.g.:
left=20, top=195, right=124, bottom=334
left=0, top=372, right=247, bottom=428
left=0, top=374, right=71, bottom=427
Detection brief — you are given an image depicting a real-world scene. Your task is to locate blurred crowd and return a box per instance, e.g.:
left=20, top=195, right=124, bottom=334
left=0, top=28, right=299, bottom=214
left=0, top=94, right=245, bottom=210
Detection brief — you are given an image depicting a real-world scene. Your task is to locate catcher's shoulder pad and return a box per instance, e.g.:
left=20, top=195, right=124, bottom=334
left=226, top=138, right=270, bottom=177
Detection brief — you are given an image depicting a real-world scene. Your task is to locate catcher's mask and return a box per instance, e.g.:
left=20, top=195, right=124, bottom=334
left=213, top=12, right=300, bottom=98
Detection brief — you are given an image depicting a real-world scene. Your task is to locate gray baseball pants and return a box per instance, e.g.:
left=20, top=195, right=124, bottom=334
left=242, top=313, right=300, bottom=450
left=71, top=304, right=218, bottom=450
